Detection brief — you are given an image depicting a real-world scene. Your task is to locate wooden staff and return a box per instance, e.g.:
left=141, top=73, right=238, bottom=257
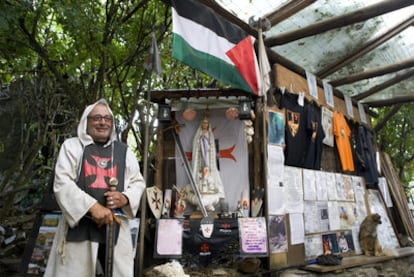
left=105, top=178, right=119, bottom=277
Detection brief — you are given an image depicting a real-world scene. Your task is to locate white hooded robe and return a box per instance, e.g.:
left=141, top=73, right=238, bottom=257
left=44, top=99, right=145, bottom=277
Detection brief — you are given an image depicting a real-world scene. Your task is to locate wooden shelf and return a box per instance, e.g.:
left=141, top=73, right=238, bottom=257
left=303, top=247, right=414, bottom=273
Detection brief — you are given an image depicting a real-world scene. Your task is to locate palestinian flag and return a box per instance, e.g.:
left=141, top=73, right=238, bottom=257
left=172, top=0, right=260, bottom=94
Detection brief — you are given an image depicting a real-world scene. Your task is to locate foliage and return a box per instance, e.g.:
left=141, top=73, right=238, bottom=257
left=374, top=103, right=414, bottom=196
left=0, top=0, right=217, bottom=221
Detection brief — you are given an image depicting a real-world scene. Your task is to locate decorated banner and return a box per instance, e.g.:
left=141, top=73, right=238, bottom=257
left=182, top=218, right=239, bottom=266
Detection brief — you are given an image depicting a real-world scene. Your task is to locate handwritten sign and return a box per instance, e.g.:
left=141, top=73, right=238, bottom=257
left=238, top=217, right=268, bottom=256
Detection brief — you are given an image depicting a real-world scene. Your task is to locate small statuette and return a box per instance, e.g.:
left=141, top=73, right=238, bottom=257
left=109, top=177, right=118, bottom=187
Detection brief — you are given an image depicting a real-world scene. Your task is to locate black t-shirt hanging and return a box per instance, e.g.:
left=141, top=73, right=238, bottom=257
left=304, top=103, right=325, bottom=170
left=279, top=92, right=307, bottom=167
left=355, top=125, right=378, bottom=188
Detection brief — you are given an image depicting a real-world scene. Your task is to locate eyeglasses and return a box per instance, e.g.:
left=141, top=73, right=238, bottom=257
left=87, top=115, right=113, bottom=122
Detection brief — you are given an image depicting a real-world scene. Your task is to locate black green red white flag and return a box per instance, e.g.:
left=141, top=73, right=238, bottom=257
left=172, top=0, right=261, bottom=94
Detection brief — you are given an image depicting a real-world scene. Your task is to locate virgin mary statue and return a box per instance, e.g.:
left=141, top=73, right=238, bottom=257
left=185, top=116, right=225, bottom=212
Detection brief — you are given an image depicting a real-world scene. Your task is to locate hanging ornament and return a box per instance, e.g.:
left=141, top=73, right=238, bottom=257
left=244, top=120, right=254, bottom=143
left=225, top=107, right=239, bottom=120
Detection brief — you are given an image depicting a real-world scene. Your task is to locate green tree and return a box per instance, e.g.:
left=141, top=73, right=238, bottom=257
left=0, top=0, right=217, bottom=221
left=375, top=103, right=414, bottom=197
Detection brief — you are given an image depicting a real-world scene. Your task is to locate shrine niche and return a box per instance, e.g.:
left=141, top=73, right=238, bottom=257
left=144, top=90, right=268, bottom=271
left=174, top=108, right=249, bottom=215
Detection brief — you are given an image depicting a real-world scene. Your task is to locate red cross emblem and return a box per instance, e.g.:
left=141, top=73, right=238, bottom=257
left=84, top=155, right=117, bottom=189
left=200, top=243, right=209, bottom=252
left=221, top=223, right=231, bottom=229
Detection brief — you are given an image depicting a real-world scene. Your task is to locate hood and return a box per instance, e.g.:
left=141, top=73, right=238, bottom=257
left=77, top=98, right=117, bottom=146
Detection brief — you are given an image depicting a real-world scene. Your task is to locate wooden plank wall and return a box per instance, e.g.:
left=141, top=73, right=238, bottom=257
left=268, top=64, right=373, bottom=269
left=274, top=63, right=369, bottom=126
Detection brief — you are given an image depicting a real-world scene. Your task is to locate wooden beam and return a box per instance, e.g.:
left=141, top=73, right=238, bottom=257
left=264, top=0, right=413, bottom=47
left=318, top=16, right=414, bottom=78
left=364, top=95, right=414, bottom=108
left=373, top=103, right=403, bottom=132
left=265, top=0, right=317, bottom=25
left=330, top=57, right=414, bottom=86
left=150, top=88, right=254, bottom=102
left=268, top=52, right=353, bottom=104
left=268, top=50, right=341, bottom=100
left=198, top=0, right=258, bottom=37
left=353, top=68, right=414, bottom=101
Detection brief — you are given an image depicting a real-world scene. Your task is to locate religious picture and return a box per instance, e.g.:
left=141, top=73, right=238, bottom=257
left=322, top=80, right=334, bottom=108
left=344, top=231, right=355, bottom=252
left=358, top=102, right=367, bottom=124
left=322, top=233, right=339, bottom=254
left=344, top=95, right=354, bottom=118
left=306, top=70, right=318, bottom=100
left=161, top=189, right=172, bottom=218
left=342, top=175, right=355, bottom=201
left=337, top=232, right=350, bottom=253
left=268, top=215, right=287, bottom=253
left=321, top=107, right=334, bottom=147
left=173, top=186, right=186, bottom=218
left=339, top=202, right=357, bottom=229
left=336, top=231, right=355, bottom=254
left=268, top=110, right=285, bottom=145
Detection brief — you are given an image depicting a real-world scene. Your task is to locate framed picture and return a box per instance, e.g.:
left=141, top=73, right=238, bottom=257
left=306, top=71, right=318, bottom=100
left=322, top=80, right=334, bottom=108
left=25, top=213, right=61, bottom=275
left=322, top=233, right=339, bottom=254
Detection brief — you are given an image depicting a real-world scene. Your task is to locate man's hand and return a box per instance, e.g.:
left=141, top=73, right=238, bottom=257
left=104, top=191, right=129, bottom=209
left=89, top=202, right=113, bottom=227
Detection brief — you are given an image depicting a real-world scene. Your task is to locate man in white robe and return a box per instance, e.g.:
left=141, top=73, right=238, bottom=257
left=44, top=99, right=145, bottom=277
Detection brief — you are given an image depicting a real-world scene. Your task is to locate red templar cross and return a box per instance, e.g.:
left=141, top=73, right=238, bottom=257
left=185, top=144, right=237, bottom=162
left=200, top=243, right=209, bottom=253
left=84, top=155, right=117, bottom=189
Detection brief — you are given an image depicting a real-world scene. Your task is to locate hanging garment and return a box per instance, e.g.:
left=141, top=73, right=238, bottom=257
left=304, top=103, right=325, bottom=170
left=279, top=92, right=307, bottom=167
left=355, top=125, right=379, bottom=188
left=333, top=111, right=354, bottom=172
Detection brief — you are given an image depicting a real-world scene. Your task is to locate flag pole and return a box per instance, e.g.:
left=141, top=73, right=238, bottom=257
left=251, top=16, right=272, bottom=268
left=137, top=31, right=161, bottom=277
left=137, top=73, right=151, bottom=277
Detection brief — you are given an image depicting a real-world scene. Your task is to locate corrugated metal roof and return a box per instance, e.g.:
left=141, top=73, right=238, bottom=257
left=216, top=0, right=414, bottom=106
